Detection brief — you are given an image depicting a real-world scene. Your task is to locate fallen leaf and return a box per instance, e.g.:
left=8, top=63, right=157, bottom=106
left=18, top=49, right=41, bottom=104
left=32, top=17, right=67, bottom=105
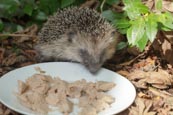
left=143, top=0, right=154, bottom=10
left=146, top=69, right=173, bottom=89
left=129, top=97, right=156, bottom=115
left=138, top=92, right=151, bottom=99
left=2, top=53, right=17, bottom=66
left=129, top=69, right=173, bottom=89
left=153, top=31, right=173, bottom=65
left=163, top=1, right=173, bottom=12
left=80, top=0, right=99, bottom=9
left=133, top=57, right=156, bottom=71
left=162, top=31, right=173, bottom=44
left=18, top=62, right=36, bottom=67
left=117, top=70, right=130, bottom=77
left=0, top=48, right=5, bottom=64
left=22, top=50, right=37, bottom=61
left=13, top=25, right=38, bottom=43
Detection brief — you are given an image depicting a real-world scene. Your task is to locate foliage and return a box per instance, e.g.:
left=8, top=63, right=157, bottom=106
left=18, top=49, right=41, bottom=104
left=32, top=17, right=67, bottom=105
left=0, top=0, right=173, bottom=51
left=102, top=0, right=173, bottom=51
left=0, top=0, right=85, bottom=32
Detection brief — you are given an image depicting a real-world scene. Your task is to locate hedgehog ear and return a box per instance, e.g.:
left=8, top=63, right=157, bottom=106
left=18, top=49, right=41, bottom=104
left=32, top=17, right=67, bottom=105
left=67, top=31, right=78, bottom=43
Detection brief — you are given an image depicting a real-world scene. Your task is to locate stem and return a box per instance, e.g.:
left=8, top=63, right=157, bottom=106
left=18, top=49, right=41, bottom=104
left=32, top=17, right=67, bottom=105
left=100, top=0, right=106, bottom=13
left=0, top=34, right=37, bottom=37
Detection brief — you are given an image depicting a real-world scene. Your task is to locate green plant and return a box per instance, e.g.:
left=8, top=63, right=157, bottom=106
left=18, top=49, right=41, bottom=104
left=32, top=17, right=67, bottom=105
left=0, top=0, right=85, bottom=33
left=102, top=0, right=173, bottom=51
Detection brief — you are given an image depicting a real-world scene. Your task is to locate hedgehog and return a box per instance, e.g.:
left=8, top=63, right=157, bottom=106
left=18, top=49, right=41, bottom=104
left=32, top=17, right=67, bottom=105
left=35, top=7, right=117, bottom=73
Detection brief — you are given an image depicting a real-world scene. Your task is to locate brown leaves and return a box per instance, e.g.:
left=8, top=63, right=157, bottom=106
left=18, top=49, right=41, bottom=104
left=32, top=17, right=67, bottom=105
left=116, top=54, right=173, bottom=115
left=128, top=69, right=173, bottom=89
left=0, top=25, right=39, bottom=115
left=12, top=24, right=38, bottom=44
left=129, top=98, right=156, bottom=115
left=0, top=25, right=38, bottom=68
left=144, top=0, right=173, bottom=12
left=80, top=0, right=99, bottom=9
left=0, top=48, right=5, bottom=64
left=129, top=87, right=173, bottom=115
left=162, top=1, right=173, bottom=12
left=2, top=53, right=17, bottom=66
left=152, top=31, right=173, bottom=65
left=0, top=103, right=18, bottom=115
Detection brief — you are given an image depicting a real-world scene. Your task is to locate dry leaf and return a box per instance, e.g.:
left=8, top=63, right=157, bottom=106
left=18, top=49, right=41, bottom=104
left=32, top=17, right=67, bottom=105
left=133, top=57, right=156, bottom=71
left=18, top=62, right=36, bottom=67
left=129, top=97, right=156, bottom=115
left=13, top=25, right=38, bottom=43
left=143, top=0, right=154, bottom=10
left=117, top=70, right=130, bottom=77
left=138, top=92, right=151, bottom=99
left=163, top=1, right=173, bottom=12
left=0, top=48, right=5, bottom=64
left=146, top=69, right=173, bottom=89
left=162, top=31, right=173, bottom=44
left=2, top=53, right=17, bottom=66
left=80, top=0, right=99, bottom=9
left=22, top=50, right=37, bottom=62
left=129, top=69, right=173, bottom=89
left=153, top=31, right=173, bottom=65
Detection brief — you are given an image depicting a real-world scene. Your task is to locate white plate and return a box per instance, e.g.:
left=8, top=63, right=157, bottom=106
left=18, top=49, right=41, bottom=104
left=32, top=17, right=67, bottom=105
left=0, top=62, right=136, bottom=115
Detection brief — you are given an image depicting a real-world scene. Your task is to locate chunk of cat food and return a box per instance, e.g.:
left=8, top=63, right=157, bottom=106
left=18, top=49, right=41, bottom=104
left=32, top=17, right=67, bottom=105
left=16, top=69, right=116, bottom=115
left=79, top=106, right=97, bottom=115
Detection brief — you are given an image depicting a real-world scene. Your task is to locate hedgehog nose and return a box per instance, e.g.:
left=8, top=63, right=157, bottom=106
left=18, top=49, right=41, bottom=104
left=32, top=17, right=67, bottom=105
left=87, top=63, right=102, bottom=74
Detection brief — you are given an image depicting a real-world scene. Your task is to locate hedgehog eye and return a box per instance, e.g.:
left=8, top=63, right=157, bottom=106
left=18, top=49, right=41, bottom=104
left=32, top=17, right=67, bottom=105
left=111, top=30, right=116, bottom=37
left=67, top=31, right=77, bottom=42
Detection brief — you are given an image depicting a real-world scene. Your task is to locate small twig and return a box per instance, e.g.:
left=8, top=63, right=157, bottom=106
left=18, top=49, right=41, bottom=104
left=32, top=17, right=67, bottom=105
left=0, top=34, right=37, bottom=37
left=119, top=52, right=146, bottom=66
left=100, top=0, right=106, bottom=12
left=112, top=4, right=123, bottom=12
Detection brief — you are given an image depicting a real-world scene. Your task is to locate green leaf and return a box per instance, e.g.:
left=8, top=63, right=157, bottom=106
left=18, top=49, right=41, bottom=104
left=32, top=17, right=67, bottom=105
left=157, top=12, right=173, bottom=29
left=116, top=42, right=128, bottom=50
left=0, top=0, right=20, bottom=19
left=0, top=20, right=4, bottom=32
left=157, top=13, right=165, bottom=23
left=123, top=0, right=140, bottom=4
left=118, top=28, right=129, bottom=34
left=39, top=0, right=60, bottom=15
left=160, top=26, right=172, bottom=31
left=145, top=14, right=158, bottom=42
left=123, top=0, right=149, bottom=20
left=136, top=32, right=148, bottom=51
left=23, top=4, right=33, bottom=16
left=35, top=11, right=47, bottom=21
left=155, top=0, right=162, bottom=11
left=114, top=19, right=130, bottom=29
left=106, top=0, right=120, bottom=5
left=74, top=0, right=85, bottom=5
left=101, top=10, right=117, bottom=22
left=17, top=25, right=23, bottom=31
left=127, top=18, right=145, bottom=45
left=163, top=12, right=173, bottom=29
left=61, top=0, right=75, bottom=8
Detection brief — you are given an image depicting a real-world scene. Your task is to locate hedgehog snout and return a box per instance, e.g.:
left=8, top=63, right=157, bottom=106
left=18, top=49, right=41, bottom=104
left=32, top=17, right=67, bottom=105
left=87, top=62, right=102, bottom=74
left=79, top=49, right=103, bottom=74
left=82, top=58, right=102, bottom=74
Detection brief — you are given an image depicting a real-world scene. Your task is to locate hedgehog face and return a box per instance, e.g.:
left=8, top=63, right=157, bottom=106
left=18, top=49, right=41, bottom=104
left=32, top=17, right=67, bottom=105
left=63, top=30, right=117, bottom=73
